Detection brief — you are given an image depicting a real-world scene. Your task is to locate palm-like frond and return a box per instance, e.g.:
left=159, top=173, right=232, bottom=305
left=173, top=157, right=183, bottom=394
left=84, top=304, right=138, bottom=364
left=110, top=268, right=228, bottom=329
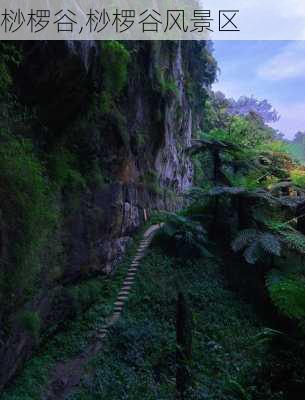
left=156, top=211, right=211, bottom=259
left=259, top=233, right=281, bottom=256
left=231, top=229, right=258, bottom=252
left=244, top=241, right=261, bottom=264
left=232, top=229, right=281, bottom=264
left=280, top=230, right=305, bottom=255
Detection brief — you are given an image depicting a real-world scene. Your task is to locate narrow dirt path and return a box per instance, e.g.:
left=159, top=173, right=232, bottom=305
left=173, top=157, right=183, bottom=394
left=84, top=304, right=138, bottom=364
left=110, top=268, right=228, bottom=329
left=41, top=224, right=162, bottom=400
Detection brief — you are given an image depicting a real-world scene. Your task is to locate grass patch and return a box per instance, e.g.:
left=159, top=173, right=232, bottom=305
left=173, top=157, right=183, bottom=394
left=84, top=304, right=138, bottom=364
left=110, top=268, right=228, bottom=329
left=68, top=249, right=266, bottom=400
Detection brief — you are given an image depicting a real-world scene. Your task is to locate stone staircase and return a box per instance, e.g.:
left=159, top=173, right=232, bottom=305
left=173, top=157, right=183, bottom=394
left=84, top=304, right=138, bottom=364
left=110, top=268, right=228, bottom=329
left=96, top=223, right=163, bottom=339
left=42, top=223, right=163, bottom=400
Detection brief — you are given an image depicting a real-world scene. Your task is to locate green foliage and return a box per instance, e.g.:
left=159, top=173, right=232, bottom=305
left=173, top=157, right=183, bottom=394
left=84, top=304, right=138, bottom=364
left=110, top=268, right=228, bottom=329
left=226, top=379, right=251, bottom=400
left=48, top=149, right=86, bottom=191
left=19, top=311, right=41, bottom=340
left=260, top=140, right=289, bottom=154
left=232, top=229, right=281, bottom=264
left=67, top=280, right=106, bottom=315
left=0, top=42, right=22, bottom=96
left=0, top=131, right=58, bottom=308
left=155, top=66, right=179, bottom=97
left=205, top=116, right=274, bottom=150
left=267, top=271, right=305, bottom=320
left=287, top=142, right=305, bottom=164
left=1, top=242, right=136, bottom=400
left=139, top=171, right=162, bottom=195
left=280, top=230, right=305, bottom=254
left=100, top=41, right=130, bottom=108
left=63, top=251, right=265, bottom=400
left=0, top=61, right=12, bottom=95
left=290, top=169, right=305, bottom=188
left=156, top=212, right=211, bottom=259
left=228, top=172, right=265, bottom=191
left=252, top=328, right=283, bottom=346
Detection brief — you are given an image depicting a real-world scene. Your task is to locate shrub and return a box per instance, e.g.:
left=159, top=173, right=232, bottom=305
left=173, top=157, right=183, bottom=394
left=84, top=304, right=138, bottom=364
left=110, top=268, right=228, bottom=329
left=100, top=41, right=130, bottom=98
left=155, top=66, right=179, bottom=97
left=139, top=171, right=162, bottom=195
left=290, top=169, right=305, bottom=188
left=156, top=212, right=212, bottom=259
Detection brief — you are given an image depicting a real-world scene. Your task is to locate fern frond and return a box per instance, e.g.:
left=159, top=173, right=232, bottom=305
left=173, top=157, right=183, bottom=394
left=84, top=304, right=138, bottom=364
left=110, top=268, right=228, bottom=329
left=253, top=328, right=283, bottom=346
left=244, top=240, right=261, bottom=264
left=231, top=229, right=258, bottom=252
left=259, top=233, right=281, bottom=256
left=266, top=272, right=305, bottom=319
left=281, top=231, right=305, bottom=255
left=226, top=379, right=250, bottom=400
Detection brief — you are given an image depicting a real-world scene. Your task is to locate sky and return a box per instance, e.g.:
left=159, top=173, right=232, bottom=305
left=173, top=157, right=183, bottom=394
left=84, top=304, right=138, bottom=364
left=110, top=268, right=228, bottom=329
left=212, top=41, right=305, bottom=140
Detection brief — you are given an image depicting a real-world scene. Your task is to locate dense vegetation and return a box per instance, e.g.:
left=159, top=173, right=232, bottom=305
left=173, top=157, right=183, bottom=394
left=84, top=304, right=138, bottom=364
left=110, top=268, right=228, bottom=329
left=1, top=38, right=305, bottom=400
left=158, top=89, right=305, bottom=398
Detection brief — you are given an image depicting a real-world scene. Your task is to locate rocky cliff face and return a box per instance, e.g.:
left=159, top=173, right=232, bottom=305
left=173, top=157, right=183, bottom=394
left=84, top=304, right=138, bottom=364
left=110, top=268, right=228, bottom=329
left=0, top=40, right=216, bottom=389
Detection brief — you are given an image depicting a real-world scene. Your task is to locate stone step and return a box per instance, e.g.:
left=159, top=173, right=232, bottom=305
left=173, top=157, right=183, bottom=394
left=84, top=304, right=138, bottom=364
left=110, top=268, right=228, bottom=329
left=96, top=332, right=107, bottom=339
left=97, top=328, right=108, bottom=334
left=114, top=300, right=125, bottom=306
left=122, top=283, right=133, bottom=288
left=124, top=278, right=135, bottom=283
left=96, top=228, right=161, bottom=333
left=114, top=301, right=125, bottom=310
left=122, top=284, right=133, bottom=289
left=111, top=312, right=121, bottom=319
left=119, top=288, right=130, bottom=293
left=118, top=293, right=129, bottom=297
left=117, top=295, right=128, bottom=301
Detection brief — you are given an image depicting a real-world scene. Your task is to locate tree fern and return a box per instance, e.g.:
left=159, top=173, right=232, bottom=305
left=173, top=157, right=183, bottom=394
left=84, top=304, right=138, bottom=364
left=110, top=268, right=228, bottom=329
left=231, top=229, right=257, bottom=252
left=232, top=229, right=281, bottom=264
left=157, top=212, right=211, bottom=259
left=243, top=241, right=262, bottom=264
left=259, top=233, right=281, bottom=256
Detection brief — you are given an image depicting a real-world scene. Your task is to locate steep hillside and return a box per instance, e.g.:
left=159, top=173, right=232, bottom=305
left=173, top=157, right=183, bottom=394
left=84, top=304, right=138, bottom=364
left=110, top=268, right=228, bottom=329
left=0, top=40, right=216, bottom=389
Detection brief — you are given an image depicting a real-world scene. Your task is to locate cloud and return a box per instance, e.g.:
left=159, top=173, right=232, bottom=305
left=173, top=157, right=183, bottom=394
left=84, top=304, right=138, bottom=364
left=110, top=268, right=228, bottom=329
left=257, top=42, right=305, bottom=81
left=270, top=100, right=305, bottom=139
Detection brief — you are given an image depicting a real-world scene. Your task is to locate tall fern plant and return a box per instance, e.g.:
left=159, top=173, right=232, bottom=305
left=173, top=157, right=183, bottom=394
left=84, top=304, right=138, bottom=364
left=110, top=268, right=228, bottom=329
left=156, top=212, right=211, bottom=259
left=231, top=229, right=281, bottom=265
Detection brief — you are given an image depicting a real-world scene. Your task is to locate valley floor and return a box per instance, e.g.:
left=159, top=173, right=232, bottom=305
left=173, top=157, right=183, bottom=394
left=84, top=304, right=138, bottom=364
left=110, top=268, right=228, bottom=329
left=2, top=240, right=276, bottom=400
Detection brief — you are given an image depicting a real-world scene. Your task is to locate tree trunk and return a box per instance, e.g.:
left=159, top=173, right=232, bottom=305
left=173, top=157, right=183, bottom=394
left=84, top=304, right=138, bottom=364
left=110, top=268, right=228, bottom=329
left=176, top=292, right=193, bottom=400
